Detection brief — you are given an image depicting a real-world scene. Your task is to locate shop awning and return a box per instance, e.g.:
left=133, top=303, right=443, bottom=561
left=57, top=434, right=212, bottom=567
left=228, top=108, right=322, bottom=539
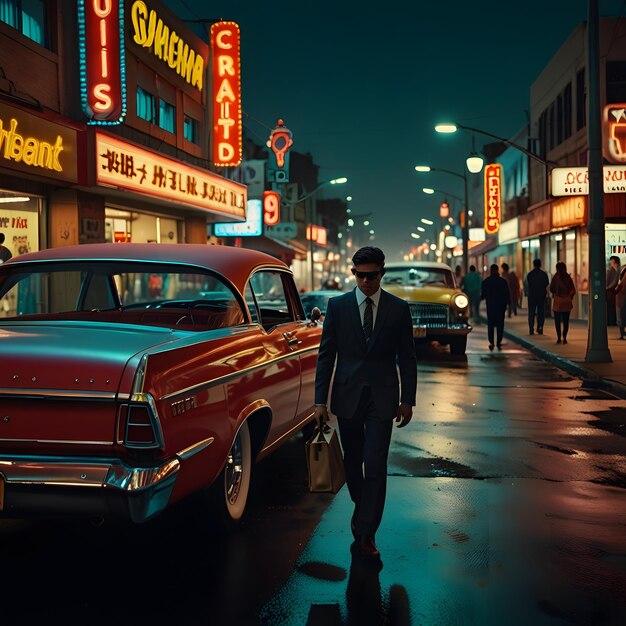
left=468, top=237, right=497, bottom=256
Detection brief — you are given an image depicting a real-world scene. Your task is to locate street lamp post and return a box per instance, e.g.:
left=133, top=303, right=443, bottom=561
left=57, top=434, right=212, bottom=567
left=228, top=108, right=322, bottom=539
left=415, top=165, right=470, bottom=274
left=291, top=177, right=347, bottom=291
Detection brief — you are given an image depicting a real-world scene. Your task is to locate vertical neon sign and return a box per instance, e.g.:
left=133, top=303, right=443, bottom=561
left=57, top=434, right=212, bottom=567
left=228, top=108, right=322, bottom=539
left=484, top=163, right=502, bottom=235
left=211, top=21, right=242, bottom=167
left=78, top=0, right=126, bottom=125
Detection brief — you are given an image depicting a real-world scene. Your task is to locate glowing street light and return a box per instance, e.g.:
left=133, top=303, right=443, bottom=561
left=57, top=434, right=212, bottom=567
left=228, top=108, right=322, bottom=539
left=423, top=187, right=435, bottom=194
left=421, top=218, right=434, bottom=225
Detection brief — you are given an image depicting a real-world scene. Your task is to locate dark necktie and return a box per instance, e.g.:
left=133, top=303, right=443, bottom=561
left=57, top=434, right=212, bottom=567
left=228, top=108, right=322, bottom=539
left=363, top=297, right=373, bottom=341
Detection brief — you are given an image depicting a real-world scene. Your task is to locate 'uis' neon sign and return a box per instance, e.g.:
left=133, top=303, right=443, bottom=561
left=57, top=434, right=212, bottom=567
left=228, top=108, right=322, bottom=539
left=211, top=21, right=242, bottom=167
left=78, top=0, right=126, bottom=125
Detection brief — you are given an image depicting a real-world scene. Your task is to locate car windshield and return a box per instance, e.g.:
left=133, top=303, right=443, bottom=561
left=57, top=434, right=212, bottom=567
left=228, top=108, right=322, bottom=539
left=0, top=261, right=245, bottom=330
left=383, top=267, right=455, bottom=288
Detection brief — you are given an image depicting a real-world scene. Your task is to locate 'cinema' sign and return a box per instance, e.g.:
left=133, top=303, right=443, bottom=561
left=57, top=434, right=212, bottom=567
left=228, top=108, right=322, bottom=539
left=77, top=0, right=126, bottom=125
left=211, top=21, right=242, bottom=167
left=484, top=163, right=502, bottom=235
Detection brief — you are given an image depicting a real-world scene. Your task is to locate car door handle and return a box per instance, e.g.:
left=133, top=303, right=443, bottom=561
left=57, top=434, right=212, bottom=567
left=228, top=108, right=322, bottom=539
left=282, top=331, right=302, bottom=347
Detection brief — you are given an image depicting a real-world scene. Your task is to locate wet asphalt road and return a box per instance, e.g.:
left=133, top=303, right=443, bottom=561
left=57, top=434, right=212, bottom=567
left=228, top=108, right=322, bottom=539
left=2, top=327, right=626, bottom=625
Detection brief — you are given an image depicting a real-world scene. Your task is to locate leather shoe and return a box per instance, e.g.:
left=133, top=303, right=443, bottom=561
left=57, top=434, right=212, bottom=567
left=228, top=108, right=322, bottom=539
left=358, top=536, right=380, bottom=561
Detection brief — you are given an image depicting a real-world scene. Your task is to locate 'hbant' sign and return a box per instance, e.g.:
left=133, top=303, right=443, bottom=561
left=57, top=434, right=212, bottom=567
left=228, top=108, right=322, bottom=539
left=77, top=0, right=126, bottom=125
left=95, top=132, right=246, bottom=219
left=0, top=102, right=77, bottom=182
left=211, top=21, right=242, bottom=167
left=484, top=164, right=502, bottom=235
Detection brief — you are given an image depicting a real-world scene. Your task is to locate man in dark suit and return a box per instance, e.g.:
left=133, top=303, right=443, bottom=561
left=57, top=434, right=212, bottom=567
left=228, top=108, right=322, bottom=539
left=314, top=246, right=417, bottom=562
left=481, top=263, right=510, bottom=351
left=526, top=258, right=549, bottom=335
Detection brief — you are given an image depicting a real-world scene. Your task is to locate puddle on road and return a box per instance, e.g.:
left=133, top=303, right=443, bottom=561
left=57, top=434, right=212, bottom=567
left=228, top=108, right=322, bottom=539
left=389, top=452, right=477, bottom=478
left=533, top=441, right=578, bottom=455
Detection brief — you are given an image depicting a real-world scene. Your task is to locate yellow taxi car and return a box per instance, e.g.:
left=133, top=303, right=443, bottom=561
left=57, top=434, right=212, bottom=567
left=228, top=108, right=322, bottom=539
left=382, top=261, right=471, bottom=355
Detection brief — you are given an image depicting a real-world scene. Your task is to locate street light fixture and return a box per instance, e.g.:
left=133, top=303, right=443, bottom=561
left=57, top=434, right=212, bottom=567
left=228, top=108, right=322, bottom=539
left=421, top=218, right=434, bottom=225
left=423, top=187, right=435, bottom=194
left=415, top=164, right=471, bottom=274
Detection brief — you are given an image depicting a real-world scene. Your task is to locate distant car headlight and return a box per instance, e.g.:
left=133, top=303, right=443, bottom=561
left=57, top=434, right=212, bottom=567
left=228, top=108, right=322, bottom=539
left=453, top=293, right=469, bottom=309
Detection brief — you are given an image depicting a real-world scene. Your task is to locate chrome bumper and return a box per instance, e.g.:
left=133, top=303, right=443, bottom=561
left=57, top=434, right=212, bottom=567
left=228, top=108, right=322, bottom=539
left=0, top=455, right=180, bottom=522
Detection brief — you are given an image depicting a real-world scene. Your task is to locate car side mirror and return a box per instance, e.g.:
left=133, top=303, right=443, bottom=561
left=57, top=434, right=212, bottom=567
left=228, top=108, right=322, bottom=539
left=310, top=307, right=322, bottom=323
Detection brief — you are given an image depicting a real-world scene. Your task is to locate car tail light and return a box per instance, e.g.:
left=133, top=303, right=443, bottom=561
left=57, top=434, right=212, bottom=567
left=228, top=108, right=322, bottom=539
left=118, top=399, right=163, bottom=449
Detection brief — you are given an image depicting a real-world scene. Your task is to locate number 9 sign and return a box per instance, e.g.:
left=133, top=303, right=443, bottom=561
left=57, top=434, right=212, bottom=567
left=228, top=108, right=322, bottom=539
left=263, top=191, right=281, bottom=226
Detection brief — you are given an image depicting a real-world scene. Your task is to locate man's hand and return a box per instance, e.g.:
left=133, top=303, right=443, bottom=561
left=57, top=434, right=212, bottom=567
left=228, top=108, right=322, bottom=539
left=395, top=403, right=412, bottom=428
left=314, top=405, right=329, bottom=428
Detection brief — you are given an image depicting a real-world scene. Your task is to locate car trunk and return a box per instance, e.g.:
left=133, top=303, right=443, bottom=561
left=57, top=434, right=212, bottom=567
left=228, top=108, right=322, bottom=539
left=0, top=321, right=178, bottom=448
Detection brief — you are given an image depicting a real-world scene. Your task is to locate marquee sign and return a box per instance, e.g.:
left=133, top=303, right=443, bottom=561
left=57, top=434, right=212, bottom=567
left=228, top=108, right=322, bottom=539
left=551, top=165, right=626, bottom=195
left=130, top=1, right=206, bottom=92
left=95, top=132, right=246, bottom=219
left=77, top=0, right=126, bottom=125
left=214, top=199, right=262, bottom=237
left=211, top=21, right=242, bottom=167
left=484, top=163, right=502, bottom=235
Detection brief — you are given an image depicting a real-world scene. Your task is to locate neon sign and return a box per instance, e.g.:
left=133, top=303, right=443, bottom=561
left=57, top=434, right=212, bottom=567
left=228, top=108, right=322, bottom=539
left=211, top=21, right=242, bottom=167
left=603, top=103, right=626, bottom=163
left=484, top=163, right=502, bottom=235
left=214, top=200, right=262, bottom=237
left=130, top=1, right=205, bottom=91
left=95, top=132, right=247, bottom=219
left=77, top=0, right=126, bottom=125
left=263, top=191, right=280, bottom=225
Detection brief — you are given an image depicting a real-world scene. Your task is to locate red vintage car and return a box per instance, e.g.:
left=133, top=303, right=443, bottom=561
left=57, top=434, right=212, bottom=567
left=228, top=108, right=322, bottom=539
left=0, top=243, right=322, bottom=525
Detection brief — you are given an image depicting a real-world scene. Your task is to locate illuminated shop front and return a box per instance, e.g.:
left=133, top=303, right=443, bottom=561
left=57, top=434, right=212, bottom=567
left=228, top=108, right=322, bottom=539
left=0, top=101, right=80, bottom=257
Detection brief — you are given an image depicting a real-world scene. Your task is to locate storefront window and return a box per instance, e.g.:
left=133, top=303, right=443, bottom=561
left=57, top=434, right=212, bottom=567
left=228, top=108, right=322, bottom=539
left=159, top=99, right=175, bottom=134
left=0, top=0, right=46, bottom=46
left=136, top=87, right=157, bottom=124
left=0, top=191, right=40, bottom=260
left=184, top=115, right=199, bottom=144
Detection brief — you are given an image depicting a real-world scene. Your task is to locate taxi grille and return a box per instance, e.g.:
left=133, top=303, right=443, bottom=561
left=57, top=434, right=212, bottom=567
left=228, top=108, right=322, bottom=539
left=409, top=303, right=449, bottom=328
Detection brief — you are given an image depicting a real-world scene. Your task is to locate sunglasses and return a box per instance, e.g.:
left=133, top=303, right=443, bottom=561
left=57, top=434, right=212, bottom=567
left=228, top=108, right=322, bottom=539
left=352, top=269, right=383, bottom=280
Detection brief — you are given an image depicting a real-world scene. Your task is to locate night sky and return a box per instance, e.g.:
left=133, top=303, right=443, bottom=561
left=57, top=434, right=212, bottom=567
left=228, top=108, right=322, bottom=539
left=165, top=0, right=626, bottom=260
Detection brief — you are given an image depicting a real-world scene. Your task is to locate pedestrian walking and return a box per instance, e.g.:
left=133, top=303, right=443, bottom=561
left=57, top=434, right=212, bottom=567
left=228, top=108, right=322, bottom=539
left=481, top=263, right=510, bottom=351
left=616, top=264, right=626, bottom=339
left=314, top=246, right=417, bottom=563
left=526, top=259, right=550, bottom=335
left=606, top=256, right=620, bottom=326
left=461, top=264, right=482, bottom=323
left=0, top=233, right=12, bottom=263
left=550, top=261, right=576, bottom=344
left=501, top=263, right=520, bottom=317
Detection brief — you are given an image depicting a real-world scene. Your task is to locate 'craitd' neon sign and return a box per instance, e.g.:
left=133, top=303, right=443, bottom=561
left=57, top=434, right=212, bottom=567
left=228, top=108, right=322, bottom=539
left=211, top=21, right=242, bottom=167
left=77, top=0, right=126, bottom=125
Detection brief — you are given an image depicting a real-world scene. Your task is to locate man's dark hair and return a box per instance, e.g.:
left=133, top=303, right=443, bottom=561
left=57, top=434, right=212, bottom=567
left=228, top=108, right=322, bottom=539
left=610, top=255, right=620, bottom=265
left=469, top=265, right=476, bottom=272
left=533, top=258, right=541, bottom=268
left=0, top=233, right=4, bottom=245
left=490, top=264, right=499, bottom=274
left=352, top=246, right=385, bottom=267
left=501, top=262, right=509, bottom=272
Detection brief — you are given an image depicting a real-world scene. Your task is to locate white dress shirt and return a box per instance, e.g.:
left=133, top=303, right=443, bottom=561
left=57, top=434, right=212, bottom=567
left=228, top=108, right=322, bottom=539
left=355, top=287, right=381, bottom=329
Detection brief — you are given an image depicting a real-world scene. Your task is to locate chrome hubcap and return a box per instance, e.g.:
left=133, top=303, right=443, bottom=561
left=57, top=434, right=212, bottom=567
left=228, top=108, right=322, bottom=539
left=225, top=433, right=243, bottom=505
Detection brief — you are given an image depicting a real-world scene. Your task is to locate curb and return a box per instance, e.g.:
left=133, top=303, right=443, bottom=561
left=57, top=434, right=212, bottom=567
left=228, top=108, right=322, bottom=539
left=503, top=327, right=626, bottom=400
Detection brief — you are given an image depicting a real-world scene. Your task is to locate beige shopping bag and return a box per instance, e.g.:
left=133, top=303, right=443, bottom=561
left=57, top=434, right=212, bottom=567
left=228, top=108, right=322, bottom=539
left=306, top=423, right=346, bottom=493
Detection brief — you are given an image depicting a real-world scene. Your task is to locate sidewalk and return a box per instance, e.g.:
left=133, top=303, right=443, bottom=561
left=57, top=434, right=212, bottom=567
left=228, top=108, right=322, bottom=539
left=476, top=307, right=626, bottom=398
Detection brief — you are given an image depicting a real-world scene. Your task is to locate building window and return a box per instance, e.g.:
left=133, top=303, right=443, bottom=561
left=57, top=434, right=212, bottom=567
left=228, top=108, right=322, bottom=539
left=576, top=68, right=586, bottom=131
left=136, top=87, right=157, bottom=124
left=549, top=103, right=556, bottom=151
left=0, top=0, right=47, bottom=46
left=606, top=60, right=626, bottom=103
left=184, top=115, right=199, bottom=144
left=563, top=82, right=572, bottom=140
left=159, top=99, right=175, bottom=133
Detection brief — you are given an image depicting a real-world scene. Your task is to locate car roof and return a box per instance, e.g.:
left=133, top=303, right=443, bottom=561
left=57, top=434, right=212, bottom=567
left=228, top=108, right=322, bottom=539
left=385, top=261, right=453, bottom=271
left=3, top=243, right=288, bottom=293
left=301, top=290, right=345, bottom=296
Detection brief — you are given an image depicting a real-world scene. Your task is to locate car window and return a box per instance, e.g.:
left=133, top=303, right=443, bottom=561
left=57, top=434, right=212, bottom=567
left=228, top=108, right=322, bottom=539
left=244, top=282, right=259, bottom=323
left=249, top=270, right=295, bottom=330
left=0, top=262, right=245, bottom=331
left=383, top=267, right=455, bottom=288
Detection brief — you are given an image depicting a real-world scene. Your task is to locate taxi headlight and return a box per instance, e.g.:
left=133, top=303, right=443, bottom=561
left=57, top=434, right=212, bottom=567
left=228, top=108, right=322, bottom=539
left=453, top=293, right=469, bottom=309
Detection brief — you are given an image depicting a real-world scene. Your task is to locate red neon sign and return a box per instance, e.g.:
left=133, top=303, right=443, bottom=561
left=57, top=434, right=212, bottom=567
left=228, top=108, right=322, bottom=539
left=484, top=163, right=502, bottom=235
left=211, top=21, right=242, bottom=167
left=80, top=0, right=125, bottom=124
left=263, top=191, right=281, bottom=225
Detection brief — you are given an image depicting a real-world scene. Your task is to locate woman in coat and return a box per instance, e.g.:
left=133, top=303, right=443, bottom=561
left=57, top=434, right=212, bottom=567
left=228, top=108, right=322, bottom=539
left=549, top=262, right=576, bottom=344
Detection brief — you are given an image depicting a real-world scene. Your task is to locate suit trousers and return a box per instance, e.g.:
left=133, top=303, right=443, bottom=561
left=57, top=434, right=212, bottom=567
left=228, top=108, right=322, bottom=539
left=487, top=310, right=505, bottom=346
left=527, top=296, right=545, bottom=332
left=337, top=386, right=393, bottom=539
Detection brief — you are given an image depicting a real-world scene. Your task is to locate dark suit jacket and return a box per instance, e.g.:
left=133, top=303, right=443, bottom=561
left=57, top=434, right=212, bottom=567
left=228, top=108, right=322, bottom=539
left=481, top=275, right=510, bottom=316
left=314, top=288, right=417, bottom=420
